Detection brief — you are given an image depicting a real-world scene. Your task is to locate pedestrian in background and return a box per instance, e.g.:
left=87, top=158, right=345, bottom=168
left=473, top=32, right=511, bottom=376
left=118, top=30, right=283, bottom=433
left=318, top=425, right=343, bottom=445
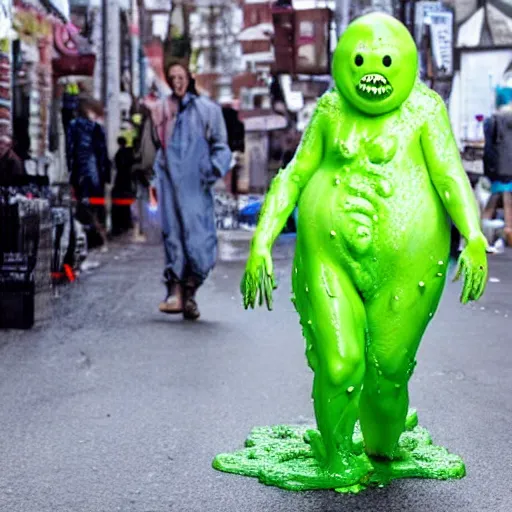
left=131, top=100, right=160, bottom=243
left=65, top=97, right=111, bottom=250
left=151, top=60, right=231, bottom=320
left=482, top=103, right=512, bottom=248
left=111, top=136, right=134, bottom=236
left=0, top=135, right=25, bottom=186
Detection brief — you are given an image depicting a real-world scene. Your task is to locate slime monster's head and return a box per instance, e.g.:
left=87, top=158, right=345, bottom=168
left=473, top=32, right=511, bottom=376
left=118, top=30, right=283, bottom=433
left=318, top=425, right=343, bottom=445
left=332, top=12, right=418, bottom=116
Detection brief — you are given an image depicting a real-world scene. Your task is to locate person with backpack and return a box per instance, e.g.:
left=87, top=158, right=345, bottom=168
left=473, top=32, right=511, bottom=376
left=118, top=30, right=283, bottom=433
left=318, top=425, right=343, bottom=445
left=130, top=101, right=160, bottom=242
left=151, top=60, right=231, bottom=320
left=482, top=104, right=512, bottom=247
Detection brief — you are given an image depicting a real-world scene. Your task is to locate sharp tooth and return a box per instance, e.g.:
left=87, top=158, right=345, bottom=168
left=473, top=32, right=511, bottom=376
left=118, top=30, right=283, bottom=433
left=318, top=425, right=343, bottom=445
left=372, top=87, right=378, bottom=95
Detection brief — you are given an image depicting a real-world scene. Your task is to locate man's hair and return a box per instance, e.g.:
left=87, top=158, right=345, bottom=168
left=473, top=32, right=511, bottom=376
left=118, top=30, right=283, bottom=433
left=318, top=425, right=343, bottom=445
left=78, top=96, right=104, bottom=118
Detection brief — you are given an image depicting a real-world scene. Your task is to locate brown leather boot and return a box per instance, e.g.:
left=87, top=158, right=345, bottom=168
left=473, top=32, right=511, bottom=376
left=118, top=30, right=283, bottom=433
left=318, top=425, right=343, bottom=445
left=159, top=280, right=183, bottom=314
left=183, top=281, right=200, bottom=321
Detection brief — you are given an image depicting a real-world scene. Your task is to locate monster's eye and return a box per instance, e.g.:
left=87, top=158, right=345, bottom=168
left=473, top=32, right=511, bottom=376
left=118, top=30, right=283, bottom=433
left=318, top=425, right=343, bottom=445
left=355, top=55, right=364, bottom=67
left=383, top=55, right=392, bottom=67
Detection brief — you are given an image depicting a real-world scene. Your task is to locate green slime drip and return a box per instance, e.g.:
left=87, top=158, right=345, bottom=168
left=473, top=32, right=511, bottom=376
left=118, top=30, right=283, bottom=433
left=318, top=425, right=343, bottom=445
left=213, top=410, right=465, bottom=494
left=231, top=12, right=488, bottom=492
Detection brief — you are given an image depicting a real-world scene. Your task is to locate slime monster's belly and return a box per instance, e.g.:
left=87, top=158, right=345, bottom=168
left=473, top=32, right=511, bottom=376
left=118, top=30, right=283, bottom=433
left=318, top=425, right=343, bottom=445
left=296, top=157, right=450, bottom=297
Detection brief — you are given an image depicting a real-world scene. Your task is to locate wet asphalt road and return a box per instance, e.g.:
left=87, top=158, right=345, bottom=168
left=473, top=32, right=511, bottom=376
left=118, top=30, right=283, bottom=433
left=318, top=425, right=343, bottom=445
left=0, top=237, right=511, bottom=512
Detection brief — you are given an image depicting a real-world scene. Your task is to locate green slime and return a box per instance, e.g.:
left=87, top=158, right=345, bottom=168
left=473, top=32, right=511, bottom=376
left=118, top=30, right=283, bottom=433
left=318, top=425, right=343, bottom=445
left=227, top=12, right=487, bottom=490
left=213, top=410, right=466, bottom=493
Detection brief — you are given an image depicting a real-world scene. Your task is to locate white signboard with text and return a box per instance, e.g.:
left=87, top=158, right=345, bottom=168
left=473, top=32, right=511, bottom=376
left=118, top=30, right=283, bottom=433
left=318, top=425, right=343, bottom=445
left=0, top=0, right=12, bottom=40
left=430, top=11, right=453, bottom=77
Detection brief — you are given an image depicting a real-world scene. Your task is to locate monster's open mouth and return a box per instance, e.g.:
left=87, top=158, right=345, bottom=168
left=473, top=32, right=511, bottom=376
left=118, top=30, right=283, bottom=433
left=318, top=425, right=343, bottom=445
left=356, top=74, right=393, bottom=100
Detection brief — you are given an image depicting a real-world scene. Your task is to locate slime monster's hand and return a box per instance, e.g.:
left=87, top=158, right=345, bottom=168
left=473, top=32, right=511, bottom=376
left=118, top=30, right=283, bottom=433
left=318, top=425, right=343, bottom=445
left=454, top=235, right=488, bottom=304
left=241, top=242, right=276, bottom=311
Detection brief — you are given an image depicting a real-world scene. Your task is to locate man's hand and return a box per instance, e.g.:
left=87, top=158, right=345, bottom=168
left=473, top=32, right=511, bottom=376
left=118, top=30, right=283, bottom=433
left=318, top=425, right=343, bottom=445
left=454, top=234, right=488, bottom=304
left=240, top=242, right=276, bottom=311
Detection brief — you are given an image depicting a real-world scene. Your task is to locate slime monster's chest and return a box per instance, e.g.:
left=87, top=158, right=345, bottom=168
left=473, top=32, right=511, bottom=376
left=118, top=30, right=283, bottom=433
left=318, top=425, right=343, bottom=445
left=298, top=98, right=449, bottom=289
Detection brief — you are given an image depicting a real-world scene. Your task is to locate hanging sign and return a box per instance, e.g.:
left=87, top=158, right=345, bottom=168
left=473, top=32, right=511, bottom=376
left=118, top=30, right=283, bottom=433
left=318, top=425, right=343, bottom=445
left=272, top=7, right=331, bottom=75
left=429, top=11, right=453, bottom=77
left=294, top=9, right=331, bottom=75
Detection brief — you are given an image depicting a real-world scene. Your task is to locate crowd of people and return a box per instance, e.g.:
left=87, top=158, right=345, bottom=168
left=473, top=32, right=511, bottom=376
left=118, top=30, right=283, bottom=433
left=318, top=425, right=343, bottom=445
left=64, top=59, right=233, bottom=320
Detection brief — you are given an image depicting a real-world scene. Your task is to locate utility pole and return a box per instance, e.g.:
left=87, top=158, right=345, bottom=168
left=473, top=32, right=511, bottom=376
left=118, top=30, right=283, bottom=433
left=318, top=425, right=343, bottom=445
left=335, top=0, right=350, bottom=39
left=131, top=0, right=141, bottom=98
left=137, top=0, right=147, bottom=97
left=102, top=0, right=121, bottom=156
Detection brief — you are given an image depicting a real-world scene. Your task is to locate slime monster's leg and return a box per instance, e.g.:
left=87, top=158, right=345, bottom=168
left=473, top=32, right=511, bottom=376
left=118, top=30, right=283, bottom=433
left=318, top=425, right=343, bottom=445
left=359, top=270, right=447, bottom=459
left=294, top=254, right=369, bottom=479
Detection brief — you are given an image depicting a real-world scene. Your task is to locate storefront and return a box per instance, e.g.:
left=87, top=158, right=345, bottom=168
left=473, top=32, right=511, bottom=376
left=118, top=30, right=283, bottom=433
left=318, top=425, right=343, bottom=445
left=10, top=0, right=69, bottom=178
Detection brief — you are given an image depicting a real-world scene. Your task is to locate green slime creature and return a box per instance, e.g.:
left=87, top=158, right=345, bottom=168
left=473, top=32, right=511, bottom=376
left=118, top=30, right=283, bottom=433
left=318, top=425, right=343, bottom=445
left=224, top=13, right=488, bottom=492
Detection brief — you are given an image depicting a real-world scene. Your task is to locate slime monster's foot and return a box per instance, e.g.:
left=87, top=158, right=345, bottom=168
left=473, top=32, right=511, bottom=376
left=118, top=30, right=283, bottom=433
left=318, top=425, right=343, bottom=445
left=212, top=410, right=465, bottom=494
left=304, top=429, right=373, bottom=487
left=304, top=429, right=326, bottom=465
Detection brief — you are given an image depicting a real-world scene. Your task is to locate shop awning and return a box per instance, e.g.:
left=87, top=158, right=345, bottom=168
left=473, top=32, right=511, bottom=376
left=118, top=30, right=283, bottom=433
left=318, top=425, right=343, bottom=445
left=457, top=1, right=512, bottom=48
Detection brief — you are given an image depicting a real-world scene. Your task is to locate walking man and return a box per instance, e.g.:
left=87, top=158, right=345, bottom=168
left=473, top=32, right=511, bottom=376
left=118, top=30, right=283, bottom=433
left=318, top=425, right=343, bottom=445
left=151, top=61, right=231, bottom=320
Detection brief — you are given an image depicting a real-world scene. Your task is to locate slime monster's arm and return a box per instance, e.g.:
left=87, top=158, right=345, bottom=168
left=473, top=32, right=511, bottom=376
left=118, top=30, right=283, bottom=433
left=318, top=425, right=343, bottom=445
left=241, top=97, right=326, bottom=310
left=253, top=109, right=325, bottom=247
left=421, top=93, right=488, bottom=303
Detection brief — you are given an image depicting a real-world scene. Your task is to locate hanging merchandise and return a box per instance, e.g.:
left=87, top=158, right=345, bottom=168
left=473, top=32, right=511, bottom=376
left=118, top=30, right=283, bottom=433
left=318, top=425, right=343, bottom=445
left=52, top=22, right=95, bottom=79
left=12, top=3, right=54, bottom=170
left=37, top=16, right=53, bottom=163
left=0, top=0, right=12, bottom=144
